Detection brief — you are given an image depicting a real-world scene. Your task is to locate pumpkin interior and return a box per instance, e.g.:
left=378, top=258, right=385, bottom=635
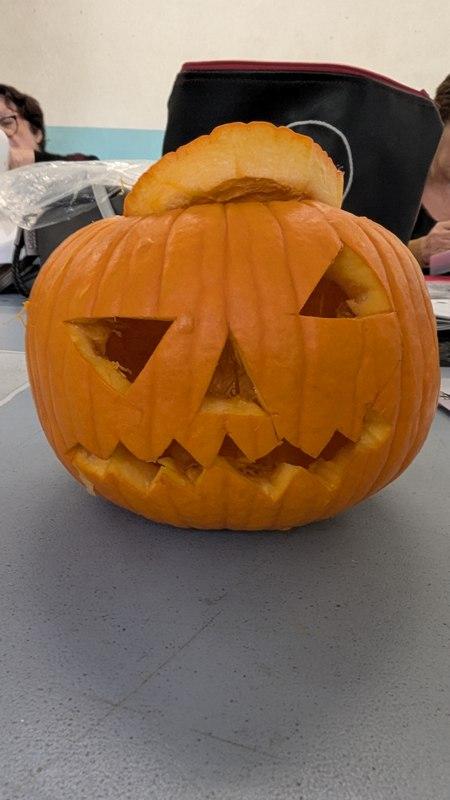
left=195, top=177, right=302, bottom=204
left=67, top=318, right=174, bottom=391
left=71, top=422, right=366, bottom=491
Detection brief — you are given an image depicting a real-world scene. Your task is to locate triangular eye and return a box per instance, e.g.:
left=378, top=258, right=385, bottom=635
left=299, top=245, right=392, bottom=318
left=68, top=317, right=174, bottom=386
left=206, top=338, right=260, bottom=404
left=299, top=273, right=356, bottom=318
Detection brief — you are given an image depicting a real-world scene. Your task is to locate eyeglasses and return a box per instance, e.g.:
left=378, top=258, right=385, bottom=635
left=0, top=114, right=18, bottom=137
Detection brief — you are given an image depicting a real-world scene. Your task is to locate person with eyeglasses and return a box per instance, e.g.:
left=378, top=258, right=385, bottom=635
left=0, top=83, right=96, bottom=167
left=408, top=75, right=450, bottom=272
left=0, top=84, right=98, bottom=292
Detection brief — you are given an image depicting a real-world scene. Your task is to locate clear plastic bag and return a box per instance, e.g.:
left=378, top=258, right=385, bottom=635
left=0, top=160, right=151, bottom=230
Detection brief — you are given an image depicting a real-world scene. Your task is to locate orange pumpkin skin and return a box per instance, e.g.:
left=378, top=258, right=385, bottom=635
left=25, top=126, right=440, bottom=530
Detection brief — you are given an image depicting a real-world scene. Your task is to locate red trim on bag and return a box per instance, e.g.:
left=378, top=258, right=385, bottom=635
left=181, top=61, right=429, bottom=98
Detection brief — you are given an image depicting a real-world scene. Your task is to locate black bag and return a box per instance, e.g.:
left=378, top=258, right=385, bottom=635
left=12, top=187, right=124, bottom=296
left=163, top=61, right=443, bottom=243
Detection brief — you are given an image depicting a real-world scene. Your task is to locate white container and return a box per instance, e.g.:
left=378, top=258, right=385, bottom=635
left=0, top=130, right=17, bottom=264
left=0, top=129, right=9, bottom=172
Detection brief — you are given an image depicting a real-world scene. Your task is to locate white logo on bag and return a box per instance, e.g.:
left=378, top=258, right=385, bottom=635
left=287, top=120, right=354, bottom=199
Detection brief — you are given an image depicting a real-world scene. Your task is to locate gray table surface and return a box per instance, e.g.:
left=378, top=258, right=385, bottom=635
left=1, top=293, right=449, bottom=800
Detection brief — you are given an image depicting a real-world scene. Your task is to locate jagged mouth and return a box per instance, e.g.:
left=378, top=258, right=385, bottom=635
left=70, top=412, right=391, bottom=499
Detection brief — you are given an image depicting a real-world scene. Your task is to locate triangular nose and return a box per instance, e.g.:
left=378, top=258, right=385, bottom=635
left=206, top=337, right=260, bottom=404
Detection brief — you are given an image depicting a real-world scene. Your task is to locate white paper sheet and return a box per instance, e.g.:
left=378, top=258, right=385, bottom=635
left=439, top=377, right=450, bottom=412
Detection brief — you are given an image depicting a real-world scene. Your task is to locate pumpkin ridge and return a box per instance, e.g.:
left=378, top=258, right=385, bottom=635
left=148, top=207, right=190, bottom=313
left=266, top=200, right=306, bottom=445
left=26, top=229, right=83, bottom=449
left=363, top=220, right=439, bottom=476
left=366, top=227, right=424, bottom=491
left=355, top=219, right=426, bottom=485
left=34, top=223, right=115, bottom=455
left=86, top=218, right=143, bottom=316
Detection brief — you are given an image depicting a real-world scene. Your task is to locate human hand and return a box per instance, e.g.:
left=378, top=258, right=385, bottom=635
left=422, top=220, right=450, bottom=263
left=8, top=147, right=36, bottom=169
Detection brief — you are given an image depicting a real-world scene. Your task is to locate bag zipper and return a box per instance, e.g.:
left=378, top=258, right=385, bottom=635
left=181, top=60, right=429, bottom=98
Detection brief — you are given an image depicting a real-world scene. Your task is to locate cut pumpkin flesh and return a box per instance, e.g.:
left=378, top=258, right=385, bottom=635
left=124, top=121, right=344, bottom=217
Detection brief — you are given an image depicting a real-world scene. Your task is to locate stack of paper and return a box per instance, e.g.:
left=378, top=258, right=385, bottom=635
left=431, top=299, right=450, bottom=332
left=425, top=278, right=450, bottom=332
left=439, top=377, right=450, bottom=412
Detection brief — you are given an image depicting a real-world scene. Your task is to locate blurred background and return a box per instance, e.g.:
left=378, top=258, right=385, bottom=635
left=2, top=0, right=448, bottom=159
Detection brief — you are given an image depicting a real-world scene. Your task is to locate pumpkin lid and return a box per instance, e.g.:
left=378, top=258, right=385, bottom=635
left=124, top=121, right=344, bottom=217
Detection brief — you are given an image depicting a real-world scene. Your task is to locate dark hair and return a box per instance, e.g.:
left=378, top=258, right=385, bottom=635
left=435, top=75, right=450, bottom=125
left=0, top=83, right=46, bottom=149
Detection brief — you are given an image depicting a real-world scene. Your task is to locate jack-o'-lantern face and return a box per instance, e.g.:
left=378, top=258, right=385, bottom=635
left=26, top=123, right=439, bottom=530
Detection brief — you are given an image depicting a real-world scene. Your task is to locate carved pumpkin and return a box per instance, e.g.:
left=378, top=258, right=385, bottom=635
left=26, top=122, right=440, bottom=530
